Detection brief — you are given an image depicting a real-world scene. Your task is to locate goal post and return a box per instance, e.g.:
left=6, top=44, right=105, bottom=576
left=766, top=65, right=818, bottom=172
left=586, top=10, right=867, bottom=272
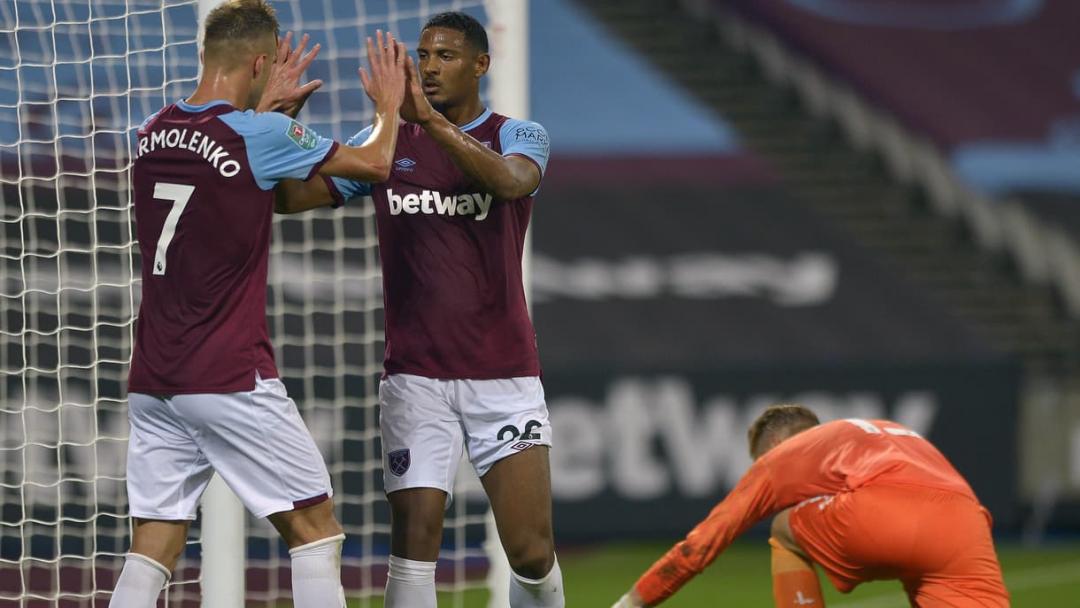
left=481, top=5, right=530, bottom=608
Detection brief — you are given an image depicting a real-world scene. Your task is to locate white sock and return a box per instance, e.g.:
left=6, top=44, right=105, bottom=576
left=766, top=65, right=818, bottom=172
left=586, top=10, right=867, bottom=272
left=509, top=557, right=564, bottom=608
left=384, top=555, right=437, bottom=608
left=108, top=553, right=169, bottom=608
left=289, top=533, right=346, bottom=608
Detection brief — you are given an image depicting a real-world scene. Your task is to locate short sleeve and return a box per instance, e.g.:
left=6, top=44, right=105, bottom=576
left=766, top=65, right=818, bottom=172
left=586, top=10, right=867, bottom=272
left=327, top=125, right=375, bottom=201
left=499, top=119, right=550, bottom=177
left=218, top=110, right=338, bottom=190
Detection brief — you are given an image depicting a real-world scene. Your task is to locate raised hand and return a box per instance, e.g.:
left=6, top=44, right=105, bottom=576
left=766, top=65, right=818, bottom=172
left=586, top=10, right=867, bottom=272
left=400, top=54, right=435, bottom=125
left=257, top=31, right=323, bottom=117
left=358, top=30, right=407, bottom=115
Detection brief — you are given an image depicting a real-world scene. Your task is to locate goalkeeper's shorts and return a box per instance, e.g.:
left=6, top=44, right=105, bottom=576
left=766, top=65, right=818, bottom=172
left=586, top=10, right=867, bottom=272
left=790, top=484, right=1009, bottom=607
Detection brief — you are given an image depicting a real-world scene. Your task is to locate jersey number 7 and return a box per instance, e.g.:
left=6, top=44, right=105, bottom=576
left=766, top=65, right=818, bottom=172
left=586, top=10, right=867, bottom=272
left=151, top=182, right=195, bottom=276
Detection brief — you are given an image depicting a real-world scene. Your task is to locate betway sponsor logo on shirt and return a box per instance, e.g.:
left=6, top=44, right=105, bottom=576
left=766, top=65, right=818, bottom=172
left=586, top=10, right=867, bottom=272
left=387, top=188, right=493, bottom=221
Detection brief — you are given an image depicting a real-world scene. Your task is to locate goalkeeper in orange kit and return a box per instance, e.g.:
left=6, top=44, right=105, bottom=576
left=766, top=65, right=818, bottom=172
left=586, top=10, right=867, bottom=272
left=612, top=405, right=1009, bottom=607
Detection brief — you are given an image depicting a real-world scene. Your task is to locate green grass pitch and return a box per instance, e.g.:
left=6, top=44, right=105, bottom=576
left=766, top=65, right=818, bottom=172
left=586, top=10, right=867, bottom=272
left=344, top=538, right=1080, bottom=607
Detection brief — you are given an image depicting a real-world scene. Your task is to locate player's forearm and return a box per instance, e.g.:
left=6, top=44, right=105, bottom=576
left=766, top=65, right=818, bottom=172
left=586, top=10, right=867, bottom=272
left=321, top=108, right=398, bottom=181
left=421, top=113, right=533, bottom=200
left=636, top=494, right=762, bottom=605
left=633, top=542, right=703, bottom=606
left=274, top=178, right=334, bottom=214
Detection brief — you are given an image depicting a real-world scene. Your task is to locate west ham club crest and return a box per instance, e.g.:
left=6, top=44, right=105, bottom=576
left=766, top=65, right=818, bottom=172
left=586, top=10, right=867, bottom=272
left=388, top=449, right=411, bottom=476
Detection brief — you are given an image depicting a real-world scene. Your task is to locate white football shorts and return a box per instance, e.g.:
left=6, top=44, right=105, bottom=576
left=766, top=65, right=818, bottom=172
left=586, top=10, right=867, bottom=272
left=126, top=373, right=333, bottom=520
left=378, top=374, right=552, bottom=502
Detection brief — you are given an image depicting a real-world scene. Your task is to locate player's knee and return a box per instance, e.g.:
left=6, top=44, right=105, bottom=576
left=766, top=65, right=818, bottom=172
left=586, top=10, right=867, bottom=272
left=388, top=489, right=446, bottom=559
left=269, top=497, right=343, bottom=548
left=288, top=517, right=344, bottom=548
left=390, top=510, right=444, bottom=559
left=130, top=519, right=188, bottom=572
left=397, top=513, right=442, bottom=542
left=770, top=515, right=785, bottom=538
left=771, top=512, right=794, bottom=547
left=770, top=510, right=809, bottom=560
left=502, top=531, right=555, bottom=579
left=139, top=545, right=183, bottom=574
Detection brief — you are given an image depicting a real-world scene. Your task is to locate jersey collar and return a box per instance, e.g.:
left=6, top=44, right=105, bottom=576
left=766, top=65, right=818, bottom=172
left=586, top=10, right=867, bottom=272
left=460, top=107, right=492, bottom=132
left=176, top=99, right=234, bottom=113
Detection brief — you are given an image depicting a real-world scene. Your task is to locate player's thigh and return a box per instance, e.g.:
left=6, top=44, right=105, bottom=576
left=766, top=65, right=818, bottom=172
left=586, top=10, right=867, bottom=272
left=170, top=374, right=333, bottom=519
left=480, top=444, right=555, bottom=553
left=126, top=392, right=214, bottom=521
left=791, top=486, right=1006, bottom=595
left=788, top=491, right=886, bottom=593
left=129, top=518, right=191, bottom=571
left=456, top=376, right=552, bottom=480
left=905, top=579, right=1011, bottom=608
left=462, top=377, right=555, bottom=569
left=900, top=494, right=1009, bottom=607
left=386, top=487, right=449, bottom=561
left=379, top=374, right=465, bottom=500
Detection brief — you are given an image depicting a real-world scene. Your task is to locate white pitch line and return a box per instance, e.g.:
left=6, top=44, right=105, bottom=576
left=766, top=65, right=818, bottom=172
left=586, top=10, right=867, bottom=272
left=831, top=560, right=1080, bottom=608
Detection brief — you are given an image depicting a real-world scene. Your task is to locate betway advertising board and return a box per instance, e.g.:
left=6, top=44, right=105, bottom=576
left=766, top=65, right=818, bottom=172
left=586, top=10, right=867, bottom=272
left=540, top=365, right=1017, bottom=541
left=531, top=160, right=1020, bottom=539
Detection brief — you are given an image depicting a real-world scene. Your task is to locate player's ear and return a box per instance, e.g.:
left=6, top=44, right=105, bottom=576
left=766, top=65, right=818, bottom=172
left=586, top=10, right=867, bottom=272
left=253, top=52, right=268, bottom=80
left=474, top=52, right=490, bottom=79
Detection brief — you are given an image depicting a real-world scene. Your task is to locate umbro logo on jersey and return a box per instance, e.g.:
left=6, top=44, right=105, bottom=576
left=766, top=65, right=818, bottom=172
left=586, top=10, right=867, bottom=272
left=386, top=188, right=493, bottom=221
left=394, top=157, right=417, bottom=171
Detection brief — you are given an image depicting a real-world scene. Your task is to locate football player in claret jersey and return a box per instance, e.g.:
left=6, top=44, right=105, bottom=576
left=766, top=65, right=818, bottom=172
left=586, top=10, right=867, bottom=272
left=273, top=11, right=561, bottom=608
left=612, top=405, right=1009, bottom=608
left=111, top=1, right=407, bottom=606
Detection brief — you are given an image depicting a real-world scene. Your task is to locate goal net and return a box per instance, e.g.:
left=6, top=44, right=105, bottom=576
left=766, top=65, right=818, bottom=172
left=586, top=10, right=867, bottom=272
left=0, top=0, right=520, bottom=605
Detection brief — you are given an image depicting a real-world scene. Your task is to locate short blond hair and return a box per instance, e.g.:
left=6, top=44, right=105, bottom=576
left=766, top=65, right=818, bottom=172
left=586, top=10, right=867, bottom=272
left=747, top=404, right=820, bottom=459
left=203, top=0, right=278, bottom=67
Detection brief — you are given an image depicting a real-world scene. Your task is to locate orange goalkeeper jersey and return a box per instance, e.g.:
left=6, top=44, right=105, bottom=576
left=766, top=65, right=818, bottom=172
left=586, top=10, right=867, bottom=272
left=634, top=419, right=980, bottom=605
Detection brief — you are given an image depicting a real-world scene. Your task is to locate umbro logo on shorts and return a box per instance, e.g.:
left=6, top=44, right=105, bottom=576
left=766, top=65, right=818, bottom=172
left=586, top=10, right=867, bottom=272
left=510, top=441, right=535, bottom=451
left=497, top=419, right=542, bottom=442
left=388, top=449, right=411, bottom=476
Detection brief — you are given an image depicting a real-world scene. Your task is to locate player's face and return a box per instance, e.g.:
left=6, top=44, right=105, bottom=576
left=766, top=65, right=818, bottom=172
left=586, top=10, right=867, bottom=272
left=416, top=27, right=488, bottom=108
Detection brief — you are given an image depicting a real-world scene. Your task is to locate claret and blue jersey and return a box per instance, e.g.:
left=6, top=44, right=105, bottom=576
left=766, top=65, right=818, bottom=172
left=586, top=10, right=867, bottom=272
left=129, top=100, right=338, bottom=394
left=326, top=109, right=552, bottom=380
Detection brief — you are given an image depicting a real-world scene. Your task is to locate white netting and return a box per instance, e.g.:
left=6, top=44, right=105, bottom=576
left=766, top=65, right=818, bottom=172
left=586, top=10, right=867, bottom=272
left=0, top=0, right=496, bottom=605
